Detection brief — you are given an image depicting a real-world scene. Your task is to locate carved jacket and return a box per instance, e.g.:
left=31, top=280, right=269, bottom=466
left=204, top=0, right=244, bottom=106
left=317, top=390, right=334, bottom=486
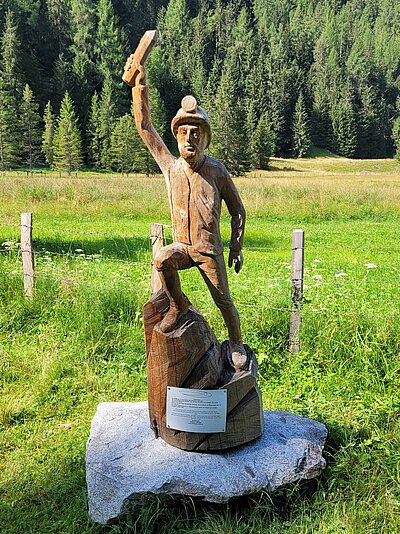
left=133, top=84, right=245, bottom=256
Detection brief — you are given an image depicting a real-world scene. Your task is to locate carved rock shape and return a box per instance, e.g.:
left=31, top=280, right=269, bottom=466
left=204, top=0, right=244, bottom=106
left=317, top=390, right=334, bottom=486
left=143, top=290, right=264, bottom=451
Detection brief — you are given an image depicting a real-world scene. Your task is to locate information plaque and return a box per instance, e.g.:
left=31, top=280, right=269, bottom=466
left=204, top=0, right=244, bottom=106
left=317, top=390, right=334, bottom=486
left=166, top=387, right=227, bottom=433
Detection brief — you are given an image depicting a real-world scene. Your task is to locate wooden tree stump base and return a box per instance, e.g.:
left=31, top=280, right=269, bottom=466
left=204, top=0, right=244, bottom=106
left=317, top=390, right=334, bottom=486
left=143, top=290, right=264, bottom=451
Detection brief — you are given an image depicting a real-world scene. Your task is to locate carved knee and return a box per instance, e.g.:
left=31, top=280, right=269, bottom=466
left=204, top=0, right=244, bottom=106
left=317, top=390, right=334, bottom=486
left=153, top=253, right=165, bottom=272
left=154, top=249, right=172, bottom=272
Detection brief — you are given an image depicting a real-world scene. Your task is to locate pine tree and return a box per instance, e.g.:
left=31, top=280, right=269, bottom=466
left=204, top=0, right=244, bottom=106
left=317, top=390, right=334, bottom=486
left=53, top=53, right=73, bottom=111
left=42, top=101, right=55, bottom=167
left=87, top=92, right=102, bottom=168
left=70, top=0, right=97, bottom=121
left=110, top=114, right=138, bottom=174
left=98, top=75, right=116, bottom=169
left=292, top=92, right=311, bottom=157
left=331, top=90, right=357, bottom=158
left=264, top=24, right=299, bottom=155
left=392, top=98, right=400, bottom=160
left=393, top=117, right=400, bottom=160
left=53, top=92, right=82, bottom=174
left=21, top=84, right=42, bottom=170
left=309, top=18, right=339, bottom=150
left=0, top=9, right=22, bottom=169
left=356, top=84, right=385, bottom=158
left=46, top=0, right=72, bottom=54
left=95, top=0, right=126, bottom=115
left=209, top=58, right=249, bottom=176
left=1, top=9, right=23, bottom=101
left=95, top=0, right=124, bottom=81
left=0, top=88, right=20, bottom=169
left=249, top=113, right=276, bottom=170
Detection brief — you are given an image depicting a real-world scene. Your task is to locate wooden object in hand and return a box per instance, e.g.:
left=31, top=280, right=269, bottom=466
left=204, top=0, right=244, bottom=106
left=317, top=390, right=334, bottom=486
left=122, top=30, right=157, bottom=87
left=144, top=290, right=264, bottom=451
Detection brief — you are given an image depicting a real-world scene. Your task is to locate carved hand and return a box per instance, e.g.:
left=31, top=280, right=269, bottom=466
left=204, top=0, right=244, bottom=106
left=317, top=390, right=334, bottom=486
left=136, top=64, right=146, bottom=86
left=123, top=55, right=146, bottom=87
left=228, top=250, right=244, bottom=273
left=122, top=30, right=157, bottom=87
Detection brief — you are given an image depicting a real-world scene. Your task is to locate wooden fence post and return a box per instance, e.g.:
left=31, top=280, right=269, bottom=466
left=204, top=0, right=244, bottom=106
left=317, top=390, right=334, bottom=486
left=289, top=229, right=304, bottom=354
left=20, top=212, right=35, bottom=298
left=150, top=223, right=165, bottom=294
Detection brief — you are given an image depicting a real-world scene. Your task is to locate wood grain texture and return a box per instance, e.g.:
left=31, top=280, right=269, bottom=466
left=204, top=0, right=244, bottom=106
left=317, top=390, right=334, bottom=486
left=20, top=212, right=35, bottom=298
left=144, top=290, right=264, bottom=451
left=150, top=223, right=165, bottom=295
left=289, top=229, right=304, bottom=354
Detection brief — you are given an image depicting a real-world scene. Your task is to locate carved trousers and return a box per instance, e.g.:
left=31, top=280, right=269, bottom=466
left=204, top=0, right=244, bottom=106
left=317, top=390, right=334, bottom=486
left=154, top=242, right=242, bottom=343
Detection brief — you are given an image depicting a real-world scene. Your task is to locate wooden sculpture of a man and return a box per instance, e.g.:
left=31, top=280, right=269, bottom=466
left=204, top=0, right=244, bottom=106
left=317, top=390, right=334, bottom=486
left=124, top=36, right=247, bottom=371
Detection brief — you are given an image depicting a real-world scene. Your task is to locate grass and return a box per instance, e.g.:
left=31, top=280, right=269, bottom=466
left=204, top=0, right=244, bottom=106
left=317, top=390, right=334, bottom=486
left=0, top=155, right=399, bottom=533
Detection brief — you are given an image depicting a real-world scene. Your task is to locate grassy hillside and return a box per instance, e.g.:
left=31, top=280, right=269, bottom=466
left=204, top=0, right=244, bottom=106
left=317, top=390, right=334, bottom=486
left=0, top=156, right=399, bottom=533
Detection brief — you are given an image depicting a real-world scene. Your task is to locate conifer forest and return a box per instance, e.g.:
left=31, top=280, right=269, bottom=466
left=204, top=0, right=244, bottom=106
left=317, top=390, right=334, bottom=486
left=0, top=0, right=400, bottom=176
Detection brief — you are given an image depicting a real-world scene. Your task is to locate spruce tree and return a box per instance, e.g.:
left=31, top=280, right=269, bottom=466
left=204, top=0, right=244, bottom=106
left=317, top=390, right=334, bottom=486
left=42, top=101, right=55, bottom=167
left=53, top=92, right=82, bottom=174
left=264, top=24, right=298, bottom=155
left=53, top=53, right=74, bottom=111
left=292, top=92, right=311, bottom=158
left=70, top=0, right=97, bottom=122
left=393, top=117, right=400, bottom=160
left=392, top=99, right=400, bottom=160
left=95, top=0, right=126, bottom=115
left=0, top=88, right=20, bottom=169
left=21, top=84, right=42, bottom=170
left=46, top=0, right=72, bottom=54
left=331, top=95, right=357, bottom=158
left=0, top=9, right=22, bottom=169
left=98, top=74, right=116, bottom=169
left=210, top=58, right=249, bottom=176
left=87, top=92, right=102, bottom=168
left=309, top=27, right=335, bottom=149
left=1, top=9, right=23, bottom=101
left=110, top=114, right=138, bottom=174
left=95, top=0, right=124, bottom=81
left=249, top=113, right=276, bottom=170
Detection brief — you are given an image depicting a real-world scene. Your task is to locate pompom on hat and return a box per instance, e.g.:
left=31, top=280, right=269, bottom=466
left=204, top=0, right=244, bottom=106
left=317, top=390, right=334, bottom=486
left=171, top=96, right=211, bottom=148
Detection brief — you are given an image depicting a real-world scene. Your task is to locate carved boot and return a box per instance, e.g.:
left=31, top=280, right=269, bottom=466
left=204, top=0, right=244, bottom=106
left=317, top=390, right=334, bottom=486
left=229, top=341, right=248, bottom=372
left=159, top=299, right=189, bottom=333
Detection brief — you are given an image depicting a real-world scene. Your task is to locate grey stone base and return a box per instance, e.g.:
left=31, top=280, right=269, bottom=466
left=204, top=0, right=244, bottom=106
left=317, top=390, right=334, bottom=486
left=86, top=401, right=327, bottom=525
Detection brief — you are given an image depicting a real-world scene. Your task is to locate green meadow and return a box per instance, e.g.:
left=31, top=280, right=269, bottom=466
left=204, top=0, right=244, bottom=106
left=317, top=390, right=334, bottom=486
left=0, top=155, right=399, bottom=533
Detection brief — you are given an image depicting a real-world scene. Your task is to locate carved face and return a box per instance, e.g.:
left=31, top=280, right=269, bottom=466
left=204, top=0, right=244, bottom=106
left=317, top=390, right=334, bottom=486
left=177, top=124, right=207, bottom=162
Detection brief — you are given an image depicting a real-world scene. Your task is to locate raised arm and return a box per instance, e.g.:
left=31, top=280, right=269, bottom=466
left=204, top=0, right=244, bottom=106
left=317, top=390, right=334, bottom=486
left=124, top=60, right=173, bottom=175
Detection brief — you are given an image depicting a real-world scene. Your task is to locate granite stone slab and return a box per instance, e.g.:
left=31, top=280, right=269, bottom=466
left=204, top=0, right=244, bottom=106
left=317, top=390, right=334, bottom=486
left=86, top=401, right=327, bottom=524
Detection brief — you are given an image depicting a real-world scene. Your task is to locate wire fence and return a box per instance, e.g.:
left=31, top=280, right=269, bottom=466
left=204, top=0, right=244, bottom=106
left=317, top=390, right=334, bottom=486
left=1, top=216, right=400, bottom=335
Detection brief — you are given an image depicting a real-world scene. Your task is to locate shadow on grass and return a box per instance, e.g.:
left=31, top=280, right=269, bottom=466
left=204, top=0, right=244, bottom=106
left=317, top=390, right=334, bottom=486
left=267, top=165, right=303, bottom=172
left=33, top=236, right=151, bottom=262
left=306, top=147, right=340, bottom=159
left=240, top=235, right=287, bottom=252
left=99, top=420, right=353, bottom=533
left=0, top=415, right=355, bottom=534
left=32, top=235, right=287, bottom=260
left=105, top=478, right=327, bottom=533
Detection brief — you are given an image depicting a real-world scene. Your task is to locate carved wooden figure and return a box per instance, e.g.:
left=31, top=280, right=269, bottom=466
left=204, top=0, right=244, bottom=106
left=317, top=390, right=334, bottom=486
left=124, top=31, right=263, bottom=451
